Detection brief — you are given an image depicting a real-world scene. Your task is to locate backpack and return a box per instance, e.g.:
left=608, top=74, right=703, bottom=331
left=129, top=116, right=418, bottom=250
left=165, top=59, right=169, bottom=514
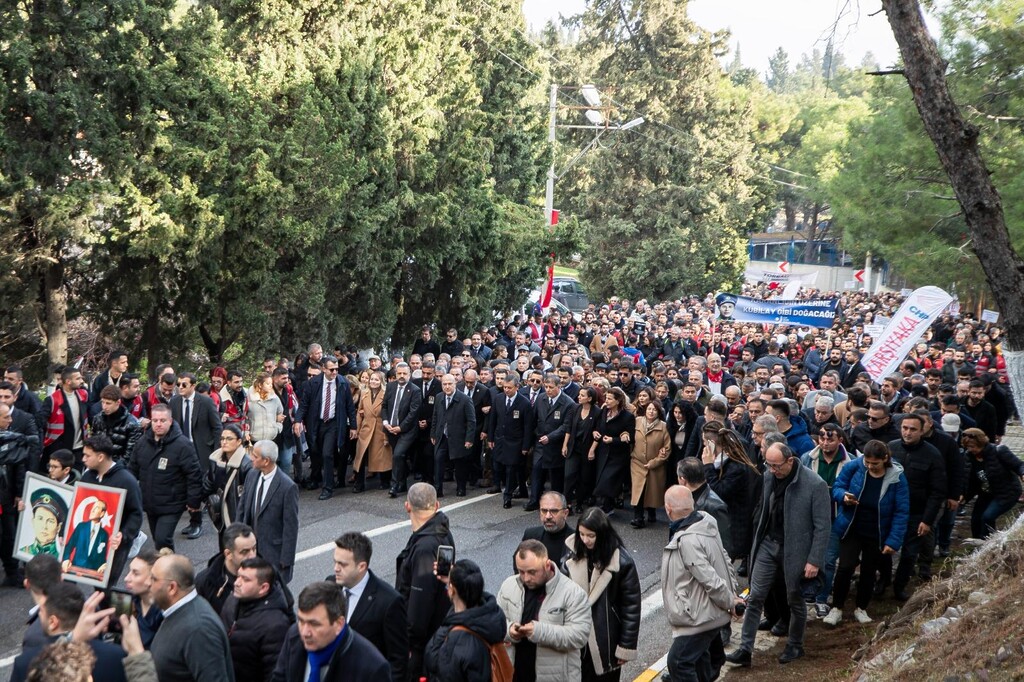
left=450, top=625, right=513, bottom=682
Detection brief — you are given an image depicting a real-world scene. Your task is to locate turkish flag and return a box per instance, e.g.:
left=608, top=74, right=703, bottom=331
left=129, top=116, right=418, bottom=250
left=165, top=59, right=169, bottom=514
left=540, top=254, right=555, bottom=308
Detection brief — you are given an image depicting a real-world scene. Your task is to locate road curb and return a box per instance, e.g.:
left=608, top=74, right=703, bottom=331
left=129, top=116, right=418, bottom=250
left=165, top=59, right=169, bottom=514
left=633, top=653, right=668, bottom=682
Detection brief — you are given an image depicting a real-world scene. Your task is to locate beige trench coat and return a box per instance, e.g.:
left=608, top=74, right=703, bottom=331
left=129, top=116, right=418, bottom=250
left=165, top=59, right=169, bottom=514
left=355, top=388, right=392, bottom=473
left=630, top=417, right=670, bottom=508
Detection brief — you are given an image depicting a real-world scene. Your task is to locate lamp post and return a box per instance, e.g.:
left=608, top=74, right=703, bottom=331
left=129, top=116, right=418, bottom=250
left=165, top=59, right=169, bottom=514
left=543, top=83, right=644, bottom=229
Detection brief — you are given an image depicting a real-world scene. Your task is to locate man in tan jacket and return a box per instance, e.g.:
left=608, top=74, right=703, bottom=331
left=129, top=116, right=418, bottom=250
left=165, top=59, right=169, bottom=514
left=661, top=485, right=739, bottom=682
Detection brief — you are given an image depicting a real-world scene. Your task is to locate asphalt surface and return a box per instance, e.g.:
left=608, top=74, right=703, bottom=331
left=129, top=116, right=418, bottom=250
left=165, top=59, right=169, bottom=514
left=0, top=474, right=675, bottom=679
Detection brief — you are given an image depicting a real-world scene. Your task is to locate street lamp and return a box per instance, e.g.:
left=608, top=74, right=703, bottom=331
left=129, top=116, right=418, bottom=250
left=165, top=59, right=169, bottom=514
left=544, top=84, right=645, bottom=228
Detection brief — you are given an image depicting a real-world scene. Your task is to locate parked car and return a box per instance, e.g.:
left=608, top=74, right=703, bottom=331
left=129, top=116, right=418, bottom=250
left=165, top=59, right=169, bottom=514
left=550, top=277, right=591, bottom=313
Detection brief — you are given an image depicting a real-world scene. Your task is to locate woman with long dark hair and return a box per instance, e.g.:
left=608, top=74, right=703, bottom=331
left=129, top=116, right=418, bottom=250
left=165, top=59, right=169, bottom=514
left=562, top=508, right=641, bottom=682
left=591, top=388, right=636, bottom=515
left=703, top=427, right=760, bottom=564
left=563, top=386, right=602, bottom=513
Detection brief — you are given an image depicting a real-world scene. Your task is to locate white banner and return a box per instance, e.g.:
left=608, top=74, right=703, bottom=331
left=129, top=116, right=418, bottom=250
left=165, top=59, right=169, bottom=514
left=743, top=268, right=819, bottom=286
left=862, top=286, right=954, bottom=383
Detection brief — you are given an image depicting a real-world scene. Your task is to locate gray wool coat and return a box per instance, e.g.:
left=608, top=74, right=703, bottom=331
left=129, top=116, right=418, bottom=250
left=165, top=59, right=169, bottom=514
left=749, top=462, right=831, bottom=593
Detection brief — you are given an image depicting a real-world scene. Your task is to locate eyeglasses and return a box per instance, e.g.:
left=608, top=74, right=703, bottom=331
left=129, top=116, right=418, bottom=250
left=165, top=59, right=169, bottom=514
left=177, top=382, right=190, bottom=388
left=540, top=508, right=565, bottom=516
left=867, top=415, right=887, bottom=422
left=765, top=459, right=789, bottom=471
left=820, top=431, right=840, bottom=440
left=323, top=367, right=338, bottom=374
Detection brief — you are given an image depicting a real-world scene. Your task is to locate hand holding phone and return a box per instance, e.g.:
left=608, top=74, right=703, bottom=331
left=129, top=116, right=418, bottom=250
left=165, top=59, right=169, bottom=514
left=436, top=545, right=455, bottom=577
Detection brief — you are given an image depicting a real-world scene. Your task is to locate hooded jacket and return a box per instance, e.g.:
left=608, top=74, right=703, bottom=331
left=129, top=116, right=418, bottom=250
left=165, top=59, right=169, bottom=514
left=129, top=422, right=202, bottom=515
left=424, top=594, right=507, bottom=682
left=831, top=458, right=910, bottom=551
left=395, top=511, right=455, bottom=648
left=781, top=414, right=815, bottom=456
left=660, top=511, right=737, bottom=637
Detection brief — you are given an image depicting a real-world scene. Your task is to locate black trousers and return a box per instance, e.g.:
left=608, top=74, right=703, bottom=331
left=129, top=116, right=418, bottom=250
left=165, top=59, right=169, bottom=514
left=0, top=502, right=18, bottom=576
left=833, top=533, right=882, bottom=611
left=434, top=438, right=470, bottom=494
left=149, top=513, right=181, bottom=552
left=528, top=460, right=565, bottom=505
left=311, top=421, right=339, bottom=491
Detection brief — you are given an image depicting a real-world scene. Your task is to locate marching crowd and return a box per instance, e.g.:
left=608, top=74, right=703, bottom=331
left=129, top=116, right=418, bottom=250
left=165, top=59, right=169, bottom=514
left=0, top=283, right=1022, bottom=682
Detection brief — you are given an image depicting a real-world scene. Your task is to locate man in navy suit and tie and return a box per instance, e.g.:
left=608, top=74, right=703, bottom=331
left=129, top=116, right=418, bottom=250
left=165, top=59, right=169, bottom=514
left=294, top=355, right=357, bottom=500
left=61, top=499, right=109, bottom=572
left=486, top=374, right=534, bottom=508
left=382, top=363, right=422, bottom=498
left=331, top=532, right=408, bottom=682
left=238, top=440, right=299, bottom=583
left=429, top=374, right=475, bottom=498
left=524, top=373, right=575, bottom=512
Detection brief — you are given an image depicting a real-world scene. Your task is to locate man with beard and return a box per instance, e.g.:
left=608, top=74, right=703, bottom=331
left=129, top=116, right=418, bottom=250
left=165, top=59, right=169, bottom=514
left=219, top=370, right=250, bottom=433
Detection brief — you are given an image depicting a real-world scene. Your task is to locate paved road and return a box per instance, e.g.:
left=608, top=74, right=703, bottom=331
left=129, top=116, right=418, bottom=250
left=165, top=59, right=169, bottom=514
left=0, top=475, right=676, bottom=679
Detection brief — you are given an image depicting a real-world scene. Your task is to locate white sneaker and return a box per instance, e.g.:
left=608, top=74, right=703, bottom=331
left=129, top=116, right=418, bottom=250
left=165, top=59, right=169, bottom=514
left=853, top=608, right=872, bottom=624
left=823, top=608, right=843, bottom=626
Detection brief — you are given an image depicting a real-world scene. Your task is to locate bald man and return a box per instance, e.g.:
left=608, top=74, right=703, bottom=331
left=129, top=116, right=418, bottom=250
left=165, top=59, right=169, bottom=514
left=662, top=485, right=738, bottom=682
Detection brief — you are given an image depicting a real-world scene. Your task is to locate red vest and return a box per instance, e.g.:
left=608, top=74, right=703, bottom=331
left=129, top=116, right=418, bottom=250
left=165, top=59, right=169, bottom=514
left=122, top=395, right=145, bottom=419
left=44, top=388, right=88, bottom=447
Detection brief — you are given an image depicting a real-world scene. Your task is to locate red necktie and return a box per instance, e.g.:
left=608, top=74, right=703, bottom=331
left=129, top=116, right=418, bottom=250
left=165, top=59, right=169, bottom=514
left=323, top=380, right=332, bottom=420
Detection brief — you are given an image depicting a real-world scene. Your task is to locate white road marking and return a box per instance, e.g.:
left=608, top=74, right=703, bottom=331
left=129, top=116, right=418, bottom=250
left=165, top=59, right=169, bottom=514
left=293, top=492, right=499, bottom=562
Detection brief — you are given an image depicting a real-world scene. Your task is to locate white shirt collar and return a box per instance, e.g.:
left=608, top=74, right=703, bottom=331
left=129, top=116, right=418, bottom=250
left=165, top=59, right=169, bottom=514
left=162, top=589, right=198, bottom=618
left=261, top=466, right=278, bottom=486
left=345, top=570, right=371, bottom=620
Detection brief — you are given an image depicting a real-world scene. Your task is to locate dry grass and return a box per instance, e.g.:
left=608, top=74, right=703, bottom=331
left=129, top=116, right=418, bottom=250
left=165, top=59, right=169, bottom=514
left=852, top=512, right=1024, bottom=681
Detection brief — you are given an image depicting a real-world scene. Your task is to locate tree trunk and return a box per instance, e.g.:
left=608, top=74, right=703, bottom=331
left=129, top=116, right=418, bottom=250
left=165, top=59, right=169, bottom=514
left=43, top=259, right=67, bottom=365
left=784, top=199, right=797, bottom=232
left=882, top=0, right=1024, bottom=422
left=803, top=202, right=821, bottom=263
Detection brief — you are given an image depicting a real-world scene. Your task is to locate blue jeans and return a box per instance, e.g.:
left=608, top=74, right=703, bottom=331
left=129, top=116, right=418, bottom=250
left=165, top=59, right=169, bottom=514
left=972, top=496, right=1016, bottom=539
left=815, top=531, right=841, bottom=605
left=278, top=445, right=295, bottom=479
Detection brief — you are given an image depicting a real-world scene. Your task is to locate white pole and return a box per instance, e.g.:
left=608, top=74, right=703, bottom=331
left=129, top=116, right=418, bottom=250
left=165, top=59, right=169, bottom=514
left=864, top=251, right=873, bottom=294
left=545, top=84, right=558, bottom=227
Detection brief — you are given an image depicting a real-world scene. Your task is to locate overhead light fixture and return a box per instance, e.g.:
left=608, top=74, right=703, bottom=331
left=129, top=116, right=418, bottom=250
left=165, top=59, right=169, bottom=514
left=619, top=117, right=645, bottom=131
left=585, top=109, right=605, bottom=126
left=580, top=84, right=602, bottom=107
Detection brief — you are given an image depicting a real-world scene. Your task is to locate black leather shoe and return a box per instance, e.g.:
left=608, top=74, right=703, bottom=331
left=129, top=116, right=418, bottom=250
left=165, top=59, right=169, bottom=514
left=303, top=479, right=320, bottom=491
left=523, top=502, right=539, bottom=512
left=770, top=621, right=788, bottom=637
left=725, top=649, right=752, bottom=667
left=893, top=588, right=911, bottom=601
left=388, top=489, right=399, bottom=499
left=778, top=645, right=804, bottom=664
left=758, top=618, right=772, bottom=631
left=629, top=518, right=646, bottom=529
left=180, top=525, right=193, bottom=537
left=486, top=486, right=501, bottom=494
left=437, top=491, right=445, bottom=499
left=456, top=489, right=466, bottom=497
left=318, top=489, right=334, bottom=501
left=185, top=525, right=203, bottom=540
left=513, top=489, right=529, bottom=499
left=351, top=485, right=365, bottom=494
left=873, top=580, right=889, bottom=597
left=503, top=500, right=512, bottom=509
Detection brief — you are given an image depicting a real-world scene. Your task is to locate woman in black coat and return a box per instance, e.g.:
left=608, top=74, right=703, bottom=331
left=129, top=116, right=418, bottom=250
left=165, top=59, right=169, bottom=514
left=961, top=428, right=1024, bottom=539
left=666, top=401, right=697, bottom=481
left=591, top=388, right=636, bottom=514
left=425, top=560, right=507, bottom=682
left=561, top=508, right=641, bottom=682
left=563, top=386, right=602, bottom=513
left=201, top=424, right=252, bottom=539
left=702, top=428, right=760, bottom=562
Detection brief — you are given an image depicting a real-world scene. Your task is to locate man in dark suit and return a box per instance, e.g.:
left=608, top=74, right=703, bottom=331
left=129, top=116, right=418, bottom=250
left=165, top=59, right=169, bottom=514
left=171, top=372, right=224, bottom=539
left=238, top=440, right=299, bottom=583
left=382, top=362, right=422, bottom=498
left=274, top=582, right=390, bottom=682
left=61, top=499, right=109, bottom=571
left=294, top=355, right=357, bottom=500
left=36, top=366, right=89, bottom=470
left=10, top=583, right=127, bottom=682
left=430, top=374, right=476, bottom=498
left=456, top=368, right=490, bottom=487
left=411, top=362, right=443, bottom=485
left=557, top=366, right=581, bottom=402
left=486, top=374, right=534, bottom=507
left=524, top=373, right=575, bottom=512
left=330, top=532, right=408, bottom=682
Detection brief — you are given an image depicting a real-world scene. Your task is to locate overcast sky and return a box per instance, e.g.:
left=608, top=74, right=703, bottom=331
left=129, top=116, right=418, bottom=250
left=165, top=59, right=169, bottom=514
left=521, top=0, right=913, bottom=75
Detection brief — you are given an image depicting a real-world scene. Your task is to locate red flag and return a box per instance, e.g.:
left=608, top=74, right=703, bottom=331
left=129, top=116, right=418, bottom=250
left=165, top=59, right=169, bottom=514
left=550, top=209, right=559, bottom=226
left=540, top=254, right=555, bottom=308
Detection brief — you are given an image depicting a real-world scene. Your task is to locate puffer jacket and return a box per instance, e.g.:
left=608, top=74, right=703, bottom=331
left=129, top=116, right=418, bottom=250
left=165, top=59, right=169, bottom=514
left=424, top=593, right=507, bottom=682
left=831, top=458, right=910, bottom=551
left=220, top=584, right=294, bottom=682
left=246, top=390, right=283, bottom=443
left=128, top=422, right=202, bottom=515
left=562, top=541, right=641, bottom=675
left=496, top=567, right=591, bottom=681
left=782, top=414, right=815, bottom=456
left=661, top=511, right=736, bottom=637
left=89, top=406, right=143, bottom=464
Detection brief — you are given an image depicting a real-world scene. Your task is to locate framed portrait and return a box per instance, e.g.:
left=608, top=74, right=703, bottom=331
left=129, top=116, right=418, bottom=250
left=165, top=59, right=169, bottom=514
left=60, top=482, right=126, bottom=588
left=15, top=473, right=75, bottom=564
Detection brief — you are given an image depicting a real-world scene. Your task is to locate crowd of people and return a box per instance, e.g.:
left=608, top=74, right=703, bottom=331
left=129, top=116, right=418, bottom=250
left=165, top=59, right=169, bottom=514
left=0, top=282, right=1022, bottom=681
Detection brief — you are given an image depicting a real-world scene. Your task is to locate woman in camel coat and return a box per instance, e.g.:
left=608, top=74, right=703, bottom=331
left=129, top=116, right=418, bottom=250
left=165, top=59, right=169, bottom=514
left=354, top=371, right=392, bottom=491
left=629, top=401, right=670, bottom=529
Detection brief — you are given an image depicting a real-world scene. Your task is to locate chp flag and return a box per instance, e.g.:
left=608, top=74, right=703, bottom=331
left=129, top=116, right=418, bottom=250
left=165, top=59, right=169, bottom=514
left=861, top=286, right=954, bottom=383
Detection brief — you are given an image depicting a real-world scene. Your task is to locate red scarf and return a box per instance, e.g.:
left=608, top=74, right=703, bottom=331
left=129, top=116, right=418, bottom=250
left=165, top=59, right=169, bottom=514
left=707, top=370, right=724, bottom=383
left=44, top=388, right=88, bottom=447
